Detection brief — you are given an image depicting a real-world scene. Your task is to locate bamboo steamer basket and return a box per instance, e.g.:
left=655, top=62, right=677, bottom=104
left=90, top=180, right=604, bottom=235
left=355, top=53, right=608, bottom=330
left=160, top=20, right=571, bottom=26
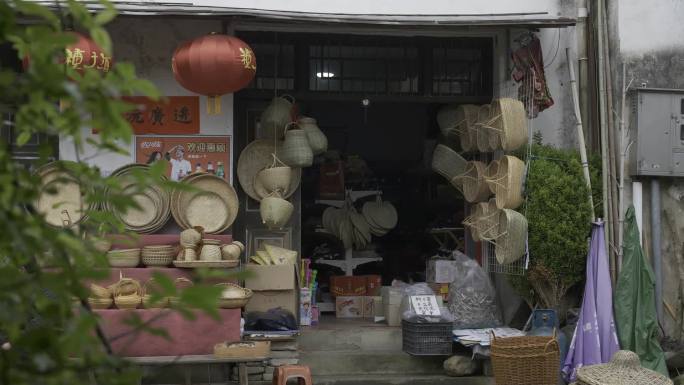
left=431, top=144, right=467, bottom=189
left=259, top=194, right=294, bottom=229
left=454, top=161, right=491, bottom=203
left=298, top=116, right=328, bottom=155
left=279, top=123, right=313, bottom=168
left=259, top=95, right=294, bottom=139
left=487, top=98, right=528, bottom=152
left=485, top=155, right=525, bottom=209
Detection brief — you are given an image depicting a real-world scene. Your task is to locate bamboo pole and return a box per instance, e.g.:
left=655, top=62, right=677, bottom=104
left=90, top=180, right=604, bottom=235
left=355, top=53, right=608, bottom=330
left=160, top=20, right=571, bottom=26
left=618, top=64, right=634, bottom=271
left=567, top=48, right=596, bottom=221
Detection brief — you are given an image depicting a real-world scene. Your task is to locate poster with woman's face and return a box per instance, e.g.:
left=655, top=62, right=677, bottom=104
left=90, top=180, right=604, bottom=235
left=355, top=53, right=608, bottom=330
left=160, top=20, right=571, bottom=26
left=134, top=135, right=231, bottom=182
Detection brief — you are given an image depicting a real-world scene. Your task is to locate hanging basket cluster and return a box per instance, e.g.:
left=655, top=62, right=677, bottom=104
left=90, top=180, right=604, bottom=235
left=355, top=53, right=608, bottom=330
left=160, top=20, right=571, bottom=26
left=172, top=33, right=256, bottom=114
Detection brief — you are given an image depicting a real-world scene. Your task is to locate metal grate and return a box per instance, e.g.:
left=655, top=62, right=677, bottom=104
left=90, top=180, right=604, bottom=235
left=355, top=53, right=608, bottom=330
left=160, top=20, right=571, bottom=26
left=308, top=43, right=419, bottom=94
left=432, top=44, right=486, bottom=96
left=246, top=43, right=295, bottom=91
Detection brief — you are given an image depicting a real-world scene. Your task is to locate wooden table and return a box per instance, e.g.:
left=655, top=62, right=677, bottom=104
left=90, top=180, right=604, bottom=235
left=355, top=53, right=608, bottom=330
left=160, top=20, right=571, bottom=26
left=128, top=355, right=268, bottom=385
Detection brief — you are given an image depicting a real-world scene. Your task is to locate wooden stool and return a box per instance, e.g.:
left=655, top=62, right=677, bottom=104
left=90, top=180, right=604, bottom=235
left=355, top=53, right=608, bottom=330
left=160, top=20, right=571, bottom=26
left=272, top=365, right=313, bottom=385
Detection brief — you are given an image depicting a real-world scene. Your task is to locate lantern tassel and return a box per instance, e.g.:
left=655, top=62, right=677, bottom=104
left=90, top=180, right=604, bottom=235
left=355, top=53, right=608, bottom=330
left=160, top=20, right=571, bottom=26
left=206, top=96, right=222, bottom=115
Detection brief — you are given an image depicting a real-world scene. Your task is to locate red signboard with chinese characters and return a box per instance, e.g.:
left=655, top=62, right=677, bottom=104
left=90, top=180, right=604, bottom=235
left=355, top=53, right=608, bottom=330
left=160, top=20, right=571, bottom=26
left=123, top=96, right=200, bottom=135
left=135, top=135, right=231, bottom=182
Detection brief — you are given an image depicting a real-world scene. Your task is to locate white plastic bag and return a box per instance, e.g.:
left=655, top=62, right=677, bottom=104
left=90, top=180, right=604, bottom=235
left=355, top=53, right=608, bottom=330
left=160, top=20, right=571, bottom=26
left=448, top=251, right=502, bottom=329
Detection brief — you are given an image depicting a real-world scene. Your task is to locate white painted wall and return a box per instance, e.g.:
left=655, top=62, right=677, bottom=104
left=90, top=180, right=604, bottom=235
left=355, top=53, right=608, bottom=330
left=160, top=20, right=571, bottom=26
left=618, top=0, right=684, bottom=55
left=59, top=18, right=234, bottom=176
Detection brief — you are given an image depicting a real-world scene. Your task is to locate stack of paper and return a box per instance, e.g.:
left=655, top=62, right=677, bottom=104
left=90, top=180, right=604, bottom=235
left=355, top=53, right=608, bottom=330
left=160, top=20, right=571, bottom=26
left=452, top=327, right=524, bottom=347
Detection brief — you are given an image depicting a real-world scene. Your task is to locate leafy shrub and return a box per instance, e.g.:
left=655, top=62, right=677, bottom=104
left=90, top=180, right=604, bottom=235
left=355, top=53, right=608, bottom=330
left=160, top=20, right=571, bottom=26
left=509, top=141, right=602, bottom=311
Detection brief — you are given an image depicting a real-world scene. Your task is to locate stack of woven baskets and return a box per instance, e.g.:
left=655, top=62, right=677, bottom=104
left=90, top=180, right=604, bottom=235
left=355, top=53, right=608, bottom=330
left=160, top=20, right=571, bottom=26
left=434, top=98, right=530, bottom=266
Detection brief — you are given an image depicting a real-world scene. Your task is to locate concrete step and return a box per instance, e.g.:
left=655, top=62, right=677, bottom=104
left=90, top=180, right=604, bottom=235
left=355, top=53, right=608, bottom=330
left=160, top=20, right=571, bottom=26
left=299, top=350, right=446, bottom=376
left=312, top=374, right=494, bottom=385
left=299, top=325, right=402, bottom=352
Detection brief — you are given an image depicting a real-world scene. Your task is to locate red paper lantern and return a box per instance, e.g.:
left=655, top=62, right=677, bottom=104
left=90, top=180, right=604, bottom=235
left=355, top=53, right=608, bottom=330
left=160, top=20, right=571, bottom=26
left=23, top=32, right=113, bottom=74
left=172, top=33, right=256, bottom=114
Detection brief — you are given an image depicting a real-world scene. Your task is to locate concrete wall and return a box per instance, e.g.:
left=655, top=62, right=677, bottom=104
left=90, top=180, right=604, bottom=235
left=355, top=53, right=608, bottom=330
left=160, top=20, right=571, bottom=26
left=612, top=0, right=684, bottom=338
left=58, top=17, right=235, bottom=177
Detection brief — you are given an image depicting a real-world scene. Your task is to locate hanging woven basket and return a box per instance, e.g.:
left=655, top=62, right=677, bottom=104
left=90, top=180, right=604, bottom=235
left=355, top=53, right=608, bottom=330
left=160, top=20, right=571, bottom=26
left=484, top=98, right=528, bottom=152
left=279, top=123, right=313, bottom=168
left=259, top=193, right=294, bottom=229
left=457, top=105, right=480, bottom=152
left=453, top=161, right=491, bottom=203
left=298, top=116, right=328, bottom=155
left=484, top=209, right=528, bottom=264
left=259, top=95, right=294, bottom=139
left=256, top=154, right=293, bottom=198
left=431, top=144, right=467, bottom=191
left=485, top=155, right=525, bottom=209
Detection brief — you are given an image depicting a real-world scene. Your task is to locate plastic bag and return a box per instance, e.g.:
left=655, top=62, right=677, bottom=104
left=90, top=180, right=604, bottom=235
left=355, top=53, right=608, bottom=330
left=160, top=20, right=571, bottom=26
left=244, top=308, right=297, bottom=331
left=399, top=282, right=454, bottom=323
left=448, top=251, right=502, bottom=329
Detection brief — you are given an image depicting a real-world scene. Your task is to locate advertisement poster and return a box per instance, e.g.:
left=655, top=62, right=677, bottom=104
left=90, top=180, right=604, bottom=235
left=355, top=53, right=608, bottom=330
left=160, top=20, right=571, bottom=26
left=122, top=96, right=200, bottom=135
left=135, top=135, right=231, bottom=182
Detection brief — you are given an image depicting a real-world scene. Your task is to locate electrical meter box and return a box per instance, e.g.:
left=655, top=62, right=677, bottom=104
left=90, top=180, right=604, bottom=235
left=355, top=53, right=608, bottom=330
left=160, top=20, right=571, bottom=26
left=630, top=88, right=684, bottom=177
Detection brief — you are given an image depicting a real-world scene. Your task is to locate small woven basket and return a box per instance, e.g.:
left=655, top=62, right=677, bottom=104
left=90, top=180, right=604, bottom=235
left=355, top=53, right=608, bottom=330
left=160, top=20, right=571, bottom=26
left=88, top=297, right=113, bottom=309
left=215, top=282, right=253, bottom=308
left=90, top=283, right=111, bottom=299
left=168, top=277, right=193, bottom=306
left=142, top=278, right=169, bottom=308
left=491, top=333, right=560, bottom=385
left=280, top=123, right=313, bottom=168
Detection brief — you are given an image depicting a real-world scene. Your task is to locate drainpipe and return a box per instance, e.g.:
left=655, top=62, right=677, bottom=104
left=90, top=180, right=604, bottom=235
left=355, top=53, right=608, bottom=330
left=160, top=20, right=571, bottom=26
left=576, top=0, right=590, bottom=147
left=650, top=179, right=663, bottom=324
left=633, top=181, right=643, bottom=241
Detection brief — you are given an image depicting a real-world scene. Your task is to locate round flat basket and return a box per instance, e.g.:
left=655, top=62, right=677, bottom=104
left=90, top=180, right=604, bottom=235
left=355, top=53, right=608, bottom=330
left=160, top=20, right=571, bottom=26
left=173, top=173, right=239, bottom=233
left=105, top=164, right=171, bottom=233
left=173, top=260, right=240, bottom=269
left=34, top=161, right=92, bottom=228
left=492, top=209, right=528, bottom=264
left=485, top=155, right=525, bottom=210
left=237, top=140, right=301, bottom=201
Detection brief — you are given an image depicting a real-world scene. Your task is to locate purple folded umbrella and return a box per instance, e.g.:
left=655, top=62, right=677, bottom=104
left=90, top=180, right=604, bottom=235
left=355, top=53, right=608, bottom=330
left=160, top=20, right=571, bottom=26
left=562, top=221, right=620, bottom=382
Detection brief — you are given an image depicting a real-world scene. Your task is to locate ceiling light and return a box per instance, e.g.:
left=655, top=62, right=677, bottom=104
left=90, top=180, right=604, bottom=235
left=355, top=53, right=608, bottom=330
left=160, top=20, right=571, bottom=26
left=316, top=72, right=335, bottom=78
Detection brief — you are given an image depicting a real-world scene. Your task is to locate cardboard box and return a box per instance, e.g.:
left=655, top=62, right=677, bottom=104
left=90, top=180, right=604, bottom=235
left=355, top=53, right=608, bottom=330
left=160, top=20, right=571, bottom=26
left=245, top=290, right=297, bottom=316
left=245, top=264, right=296, bottom=291
left=330, top=276, right=366, bottom=296
left=335, top=296, right=363, bottom=318
left=300, top=288, right=312, bottom=326
left=365, top=275, right=382, bottom=296
left=426, top=259, right=459, bottom=283
left=363, top=296, right=381, bottom=318
left=381, top=287, right=403, bottom=326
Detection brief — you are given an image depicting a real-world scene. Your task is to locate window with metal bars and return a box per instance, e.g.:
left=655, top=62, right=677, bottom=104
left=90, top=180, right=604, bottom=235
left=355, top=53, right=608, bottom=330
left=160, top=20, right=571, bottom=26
left=239, top=32, right=492, bottom=99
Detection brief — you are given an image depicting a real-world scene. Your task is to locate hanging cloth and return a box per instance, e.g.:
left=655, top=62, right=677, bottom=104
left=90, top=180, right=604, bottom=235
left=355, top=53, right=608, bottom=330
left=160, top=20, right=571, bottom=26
left=511, top=35, right=554, bottom=117
left=562, top=221, right=620, bottom=382
left=614, top=205, right=668, bottom=375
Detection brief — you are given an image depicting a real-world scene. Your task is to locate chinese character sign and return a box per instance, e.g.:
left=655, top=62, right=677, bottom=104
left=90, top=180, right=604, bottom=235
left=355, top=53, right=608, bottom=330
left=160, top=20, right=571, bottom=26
left=410, top=295, right=441, bottom=316
left=135, top=136, right=231, bottom=182
left=123, top=96, right=200, bottom=135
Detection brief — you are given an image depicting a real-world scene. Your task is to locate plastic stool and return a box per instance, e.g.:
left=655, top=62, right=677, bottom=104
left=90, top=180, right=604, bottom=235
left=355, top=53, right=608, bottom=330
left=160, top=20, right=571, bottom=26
left=272, top=365, right=313, bottom=385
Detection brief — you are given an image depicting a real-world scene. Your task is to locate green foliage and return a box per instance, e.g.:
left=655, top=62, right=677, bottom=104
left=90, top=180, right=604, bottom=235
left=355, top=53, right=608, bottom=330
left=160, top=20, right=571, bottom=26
left=509, top=143, right=602, bottom=309
left=0, top=2, right=233, bottom=384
